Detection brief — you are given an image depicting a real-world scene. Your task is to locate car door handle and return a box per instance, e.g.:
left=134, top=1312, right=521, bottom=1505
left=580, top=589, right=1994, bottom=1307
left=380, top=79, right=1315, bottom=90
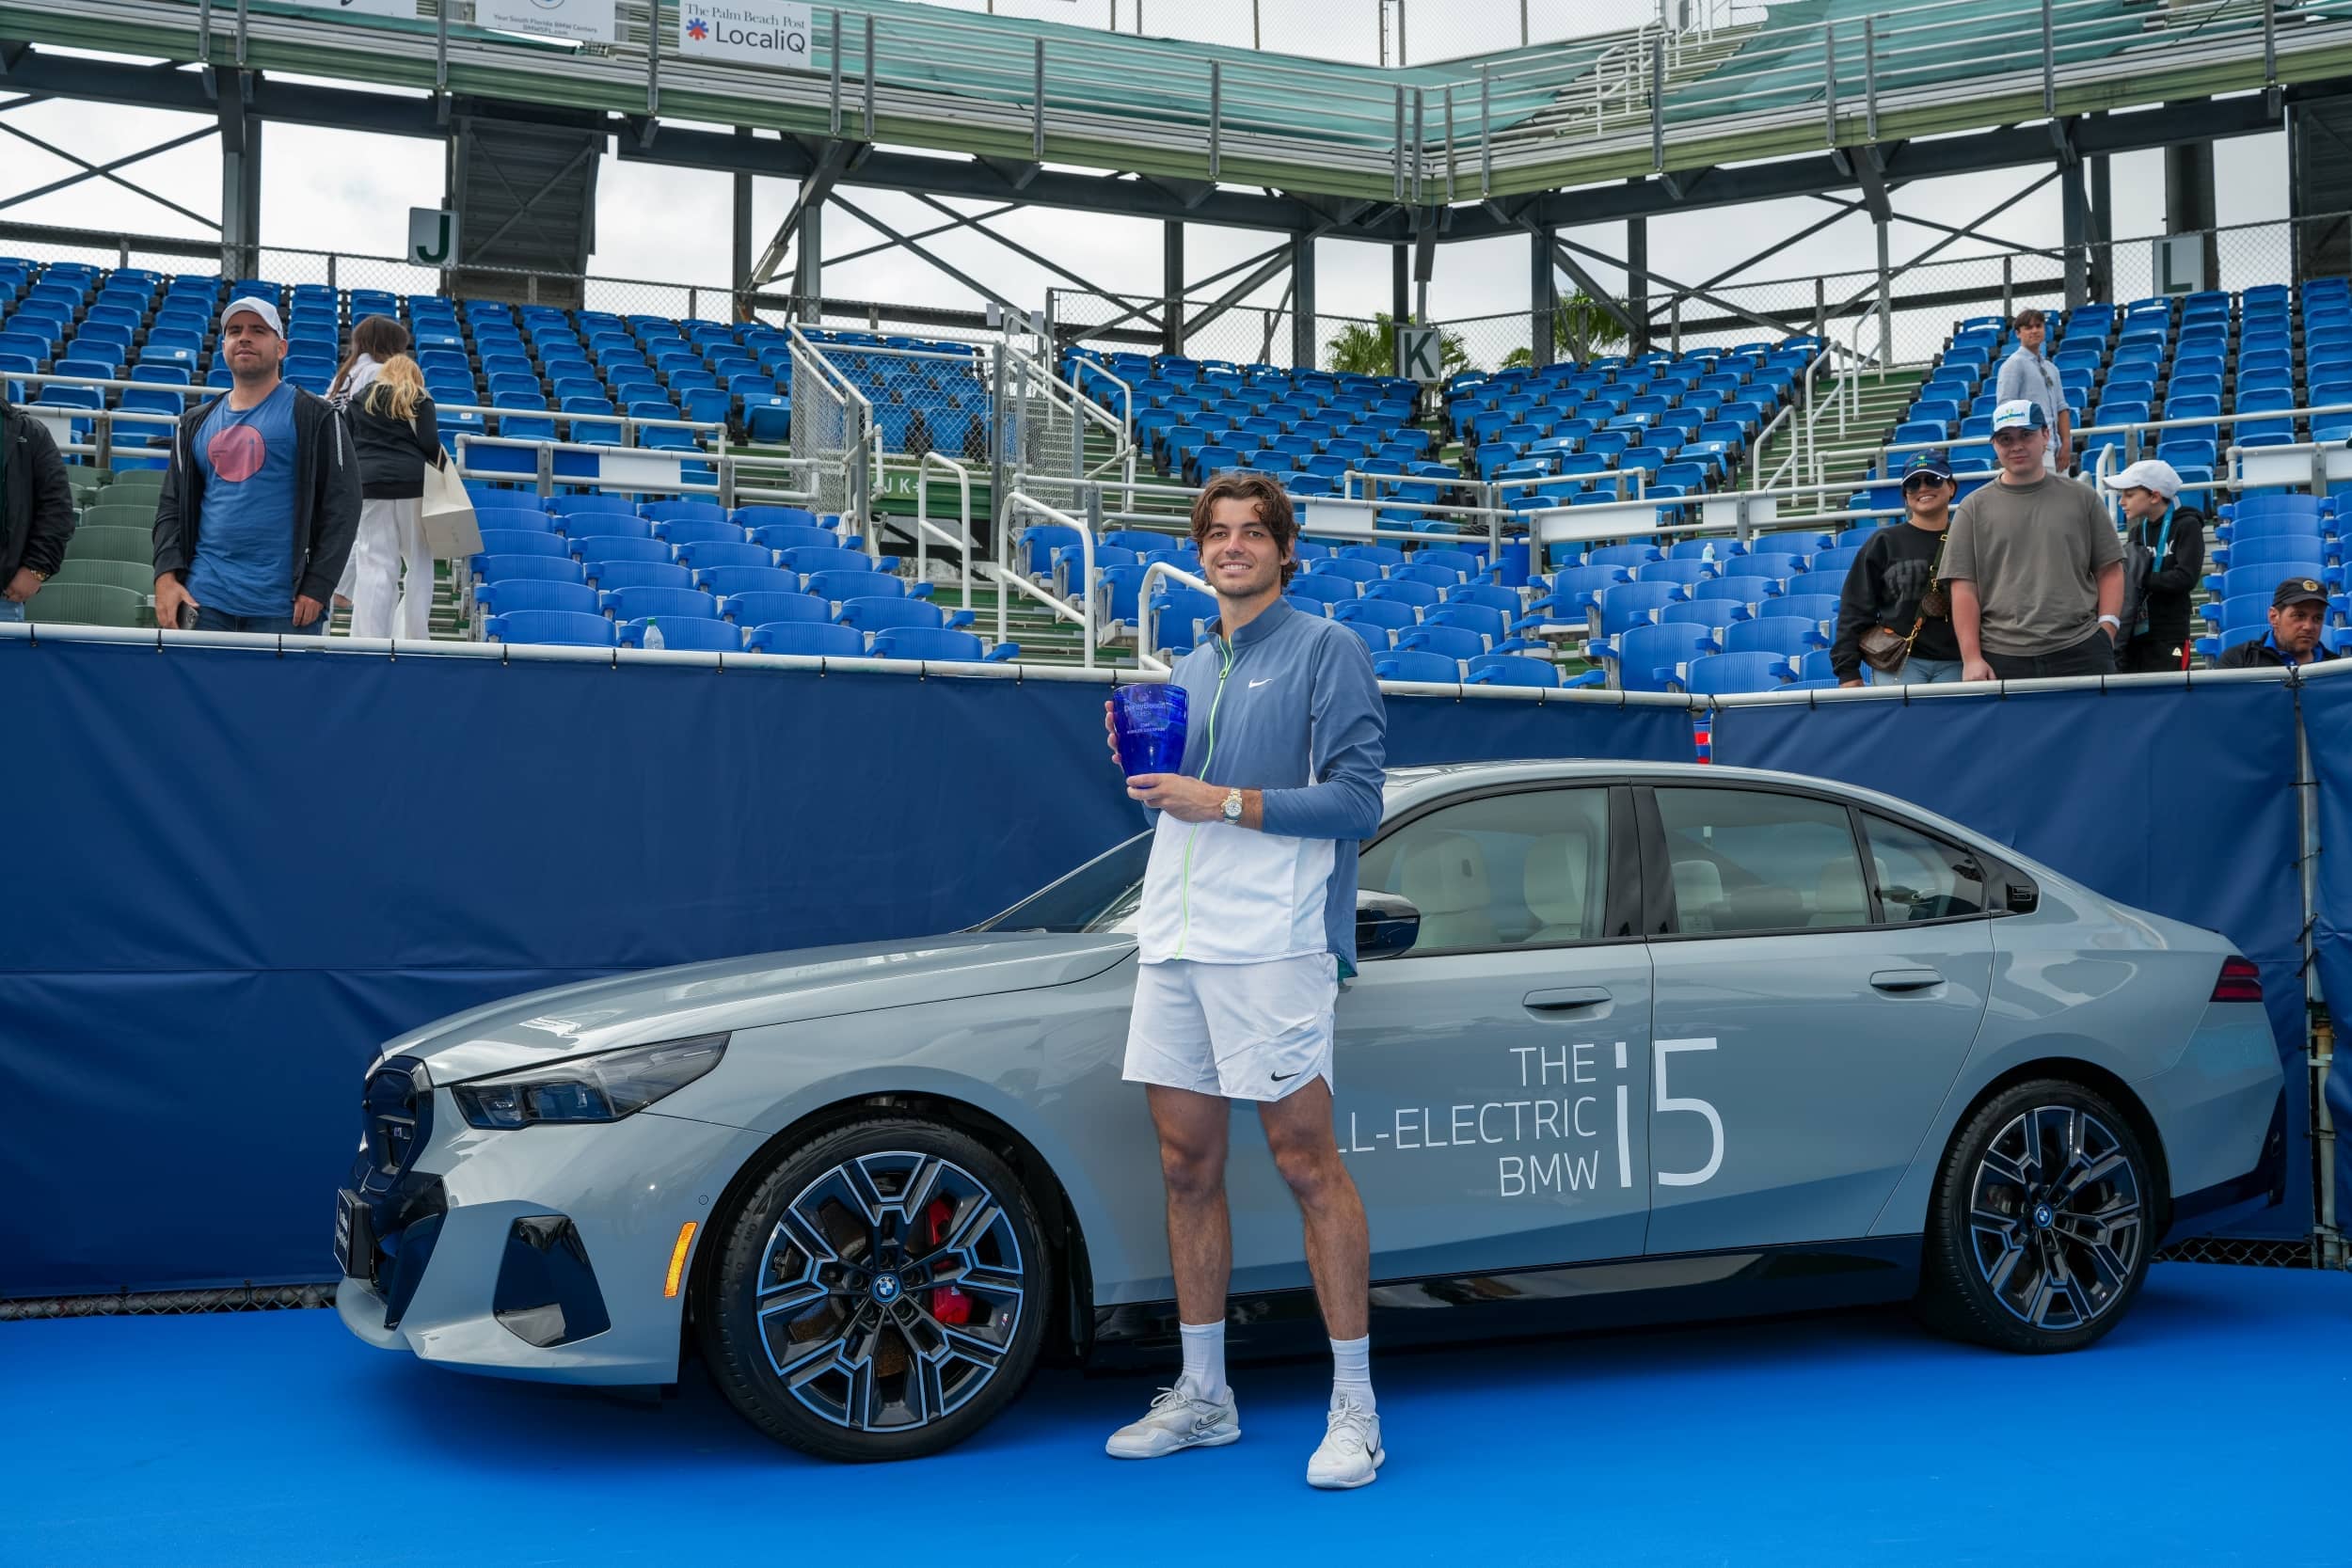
left=1523, top=987, right=1612, bottom=1015
left=1869, top=968, right=1946, bottom=993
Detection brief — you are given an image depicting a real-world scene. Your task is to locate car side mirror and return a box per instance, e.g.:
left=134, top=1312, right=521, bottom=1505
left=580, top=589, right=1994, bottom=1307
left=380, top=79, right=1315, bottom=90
left=1356, top=892, right=1421, bottom=959
left=2005, top=881, right=2039, bottom=914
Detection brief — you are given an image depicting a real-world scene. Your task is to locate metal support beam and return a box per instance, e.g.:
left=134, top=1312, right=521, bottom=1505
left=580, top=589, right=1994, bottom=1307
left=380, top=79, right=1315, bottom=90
left=751, top=136, right=851, bottom=287
left=1162, top=220, right=1184, bottom=356
left=1529, top=222, right=1555, bottom=369
left=730, top=128, right=755, bottom=321
left=0, top=119, right=217, bottom=229
left=794, top=198, right=822, bottom=317
left=905, top=191, right=1128, bottom=303
left=2164, top=134, right=2220, bottom=290
left=2059, top=154, right=2090, bottom=308
left=1545, top=238, right=1640, bottom=340
left=1626, top=212, right=1650, bottom=353
left=1823, top=168, right=2059, bottom=320
left=1180, top=245, right=1292, bottom=346
left=2089, top=148, right=2113, bottom=301
left=1874, top=213, right=1892, bottom=362
left=216, top=72, right=261, bottom=279
left=1290, top=231, right=1316, bottom=370
left=828, top=192, right=1025, bottom=318
left=1391, top=242, right=1408, bottom=327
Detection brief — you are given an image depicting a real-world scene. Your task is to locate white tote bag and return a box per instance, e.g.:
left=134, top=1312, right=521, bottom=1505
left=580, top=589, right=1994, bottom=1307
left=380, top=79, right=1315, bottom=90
left=419, top=452, right=482, bottom=561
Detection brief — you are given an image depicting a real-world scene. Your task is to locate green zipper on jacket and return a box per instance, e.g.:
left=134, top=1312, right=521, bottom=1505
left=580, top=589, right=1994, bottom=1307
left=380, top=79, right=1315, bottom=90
left=1169, top=636, right=1235, bottom=960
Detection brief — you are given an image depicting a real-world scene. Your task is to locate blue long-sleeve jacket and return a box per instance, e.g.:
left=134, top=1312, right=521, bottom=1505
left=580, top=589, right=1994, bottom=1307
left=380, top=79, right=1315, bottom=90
left=1134, top=597, right=1387, bottom=967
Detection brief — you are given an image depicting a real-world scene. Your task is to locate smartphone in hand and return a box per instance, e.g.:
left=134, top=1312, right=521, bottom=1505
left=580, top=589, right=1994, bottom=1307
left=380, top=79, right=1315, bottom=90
left=177, top=602, right=199, bottom=631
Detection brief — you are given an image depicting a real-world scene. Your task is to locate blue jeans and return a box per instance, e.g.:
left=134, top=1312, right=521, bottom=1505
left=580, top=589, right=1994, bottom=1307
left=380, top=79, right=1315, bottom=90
left=1869, top=656, right=1966, bottom=685
left=191, top=605, right=325, bottom=636
left=0, top=600, right=22, bottom=623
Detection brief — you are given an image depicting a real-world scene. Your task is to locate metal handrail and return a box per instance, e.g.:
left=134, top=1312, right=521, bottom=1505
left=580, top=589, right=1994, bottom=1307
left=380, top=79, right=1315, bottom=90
left=1000, top=488, right=1096, bottom=669
left=914, top=451, right=976, bottom=602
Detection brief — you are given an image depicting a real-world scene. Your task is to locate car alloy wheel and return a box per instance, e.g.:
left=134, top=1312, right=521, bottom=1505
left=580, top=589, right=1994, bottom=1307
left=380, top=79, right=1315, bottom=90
left=701, top=1116, right=1053, bottom=1461
left=757, top=1149, right=1030, bottom=1432
left=1965, top=1104, right=2144, bottom=1331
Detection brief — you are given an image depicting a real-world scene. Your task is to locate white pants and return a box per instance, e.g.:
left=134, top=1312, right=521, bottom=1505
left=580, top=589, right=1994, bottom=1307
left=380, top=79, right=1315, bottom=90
left=1123, top=953, right=1338, bottom=1102
left=347, top=496, right=432, bottom=641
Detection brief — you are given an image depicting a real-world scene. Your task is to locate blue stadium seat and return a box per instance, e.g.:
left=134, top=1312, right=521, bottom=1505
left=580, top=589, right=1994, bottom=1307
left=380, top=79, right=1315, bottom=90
left=582, top=561, right=693, bottom=593
left=1465, top=653, right=1563, bottom=688
left=474, top=530, right=568, bottom=562
left=469, top=555, right=586, bottom=589
left=807, top=569, right=915, bottom=603
left=1394, top=625, right=1488, bottom=663
left=1724, top=619, right=1826, bottom=658
left=743, top=622, right=866, bottom=657
left=1758, top=593, right=1842, bottom=630
left=735, top=504, right=822, bottom=531
left=1150, top=585, right=1218, bottom=654
left=570, top=535, right=675, bottom=565
left=486, top=610, right=615, bottom=648
left=619, top=617, right=743, bottom=652
left=747, top=524, right=841, bottom=554
left=652, top=518, right=748, bottom=547
left=1682, top=651, right=1792, bottom=695
left=1606, top=622, right=1719, bottom=693
left=1374, top=650, right=1464, bottom=683
left=839, top=596, right=973, bottom=634
left=675, top=539, right=773, bottom=572
left=870, top=627, right=1014, bottom=663
left=472, top=579, right=600, bottom=618
left=697, top=564, right=803, bottom=598
left=721, top=591, right=830, bottom=626
left=601, top=585, right=718, bottom=622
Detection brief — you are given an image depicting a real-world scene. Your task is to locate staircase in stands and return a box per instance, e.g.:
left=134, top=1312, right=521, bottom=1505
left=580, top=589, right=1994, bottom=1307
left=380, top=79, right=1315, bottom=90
left=1754, top=368, right=1927, bottom=516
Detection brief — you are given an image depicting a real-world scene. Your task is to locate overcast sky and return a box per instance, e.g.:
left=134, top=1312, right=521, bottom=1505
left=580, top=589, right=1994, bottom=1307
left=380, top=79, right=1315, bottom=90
left=0, top=0, right=2294, bottom=351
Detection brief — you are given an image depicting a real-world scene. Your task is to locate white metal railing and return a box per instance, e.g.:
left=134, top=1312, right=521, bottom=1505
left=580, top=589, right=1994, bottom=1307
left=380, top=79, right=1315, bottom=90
left=1134, top=559, right=1212, bottom=675
left=913, top=451, right=976, bottom=601
left=999, top=489, right=1097, bottom=669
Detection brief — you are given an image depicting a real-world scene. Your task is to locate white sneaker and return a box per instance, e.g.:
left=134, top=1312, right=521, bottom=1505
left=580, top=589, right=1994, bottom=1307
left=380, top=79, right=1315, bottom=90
left=1104, top=1384, right=1241, bottom=1459
left=1306, top=1398, right=1383, bottom=1490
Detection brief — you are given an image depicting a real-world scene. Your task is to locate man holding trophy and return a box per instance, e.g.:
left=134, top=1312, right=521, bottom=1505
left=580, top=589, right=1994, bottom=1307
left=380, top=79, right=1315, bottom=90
left=1100, top=471, right=1390, bottom=1489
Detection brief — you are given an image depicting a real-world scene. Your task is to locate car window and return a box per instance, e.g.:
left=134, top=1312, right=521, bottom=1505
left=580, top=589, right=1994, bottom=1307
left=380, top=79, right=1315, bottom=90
left=1655, top=787, right=1869, bottom=934
left=975, top=832, right=1149, bottom=934
left=1358, top=788, right=1609, bottom=953
left=1862, top=815, right=1988, bottom=921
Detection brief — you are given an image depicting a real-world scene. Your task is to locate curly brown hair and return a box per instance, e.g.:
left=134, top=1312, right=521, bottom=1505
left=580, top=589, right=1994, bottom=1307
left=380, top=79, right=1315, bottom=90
left=1188, top=470, right=1300, bottom=587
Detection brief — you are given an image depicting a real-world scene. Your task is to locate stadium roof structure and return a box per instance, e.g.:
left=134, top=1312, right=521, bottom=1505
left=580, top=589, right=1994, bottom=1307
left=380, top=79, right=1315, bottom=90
left=1, top=0, right=2348, bottom=241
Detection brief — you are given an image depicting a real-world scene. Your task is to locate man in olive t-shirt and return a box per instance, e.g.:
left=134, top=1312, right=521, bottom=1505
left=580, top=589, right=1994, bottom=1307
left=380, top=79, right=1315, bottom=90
left=1944, top=400, right=2124, bottom=681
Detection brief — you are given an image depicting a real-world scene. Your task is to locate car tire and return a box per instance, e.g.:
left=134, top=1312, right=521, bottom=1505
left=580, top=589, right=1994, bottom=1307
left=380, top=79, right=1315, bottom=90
left=1919, top=1078, right=2156, bottom=1354
left=699, top=1116, right=1053, bottom=1462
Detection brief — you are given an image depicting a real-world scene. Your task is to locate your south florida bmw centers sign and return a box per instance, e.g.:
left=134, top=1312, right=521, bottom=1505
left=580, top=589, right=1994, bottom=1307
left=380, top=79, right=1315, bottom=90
left=678, top=0, right=814, bottom=69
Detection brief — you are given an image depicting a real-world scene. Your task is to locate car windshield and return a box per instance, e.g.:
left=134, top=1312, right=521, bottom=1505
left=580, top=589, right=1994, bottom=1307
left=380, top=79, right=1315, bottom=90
left=975, top=832, right=1152, bottom=934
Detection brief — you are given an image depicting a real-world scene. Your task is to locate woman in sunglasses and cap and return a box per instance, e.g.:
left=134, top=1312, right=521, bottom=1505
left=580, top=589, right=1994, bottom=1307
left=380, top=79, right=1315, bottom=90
left=1832, top=449, right=1966, bottom=686
left=2098, top=458, right=2205, bottom=673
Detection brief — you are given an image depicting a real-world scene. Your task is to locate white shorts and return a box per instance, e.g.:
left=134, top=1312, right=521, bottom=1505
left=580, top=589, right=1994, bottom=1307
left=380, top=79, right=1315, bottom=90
left=1123, top=954, right=1338, bottom=1103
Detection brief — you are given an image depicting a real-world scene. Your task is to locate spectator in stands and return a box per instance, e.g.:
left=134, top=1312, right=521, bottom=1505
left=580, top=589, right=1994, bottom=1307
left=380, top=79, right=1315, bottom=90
left=1996, top=308, right=2071, bottom=476
left=152, top=297, right=360, bottom=635
left=2217, top=578, right=2339, bottom=670
left=1945, top=399, right=2124, bottom=680
left=1100, top=469, right=1389, bottom=1491
left=333, top=320, right=442, bottom=641
left=2100, top=458, right=2205, bottom=673
left=0, top=391, right=75, bottom=623
left=326, top=314, right=408, bottom=618
left=1832, top=449, right=1963, bottom=686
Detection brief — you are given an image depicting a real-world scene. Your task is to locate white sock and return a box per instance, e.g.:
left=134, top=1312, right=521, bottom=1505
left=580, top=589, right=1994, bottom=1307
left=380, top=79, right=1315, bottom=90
left=1329, top=1334, right=1374, bottom=1412
left=1178, top=1320, right=1228, bottom=1403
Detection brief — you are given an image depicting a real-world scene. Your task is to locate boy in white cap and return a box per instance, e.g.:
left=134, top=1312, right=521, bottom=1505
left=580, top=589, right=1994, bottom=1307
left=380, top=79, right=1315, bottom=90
left=2098, top=458, right=2205, bottom=673
left=152, top=295, right=360, bottom=635
left=1943, top=399, right=2124, bottom=680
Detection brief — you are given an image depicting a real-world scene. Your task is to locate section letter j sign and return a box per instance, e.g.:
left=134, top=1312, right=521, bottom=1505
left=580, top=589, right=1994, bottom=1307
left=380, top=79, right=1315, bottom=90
left=408, top=208, right=458, bottom=268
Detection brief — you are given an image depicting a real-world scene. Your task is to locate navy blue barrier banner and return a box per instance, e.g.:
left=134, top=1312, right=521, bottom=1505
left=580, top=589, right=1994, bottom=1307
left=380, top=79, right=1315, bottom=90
left=1711, top=677, right=2312, bottom=1241
left=2297, top=670, right=2352, bottom=1242
left=0, top=635, right=1694, bottom=1297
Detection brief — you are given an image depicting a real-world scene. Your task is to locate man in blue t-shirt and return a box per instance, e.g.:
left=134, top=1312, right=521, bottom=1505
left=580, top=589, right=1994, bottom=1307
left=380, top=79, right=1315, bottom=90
left=152, top=297, right=359, bottom=635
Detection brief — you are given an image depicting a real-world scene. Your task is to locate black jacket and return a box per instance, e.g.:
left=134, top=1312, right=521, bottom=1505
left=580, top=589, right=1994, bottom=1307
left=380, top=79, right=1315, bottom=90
left=2217, top=635, right=2337, bottom=670
left=1830, top=519, right=1962, bottom=680
left=1, top=399, right=75, bottom=584
left=152, top=384, right=362, bottom=608
left=345, top=388, right=441, bottom=500
left=2125, top=503, right=2206, bottom=648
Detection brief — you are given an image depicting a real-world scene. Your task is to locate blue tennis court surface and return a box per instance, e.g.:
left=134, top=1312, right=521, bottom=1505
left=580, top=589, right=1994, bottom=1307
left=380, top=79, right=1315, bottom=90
left=5, top=1261, right=2345, bottom=1567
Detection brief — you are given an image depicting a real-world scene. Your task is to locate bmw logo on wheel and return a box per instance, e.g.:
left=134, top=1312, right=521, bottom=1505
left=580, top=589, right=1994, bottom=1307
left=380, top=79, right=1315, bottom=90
left=2033, top=1203, right=2055, bottom=1228
left=872, top=1275, right=900, bottom=1304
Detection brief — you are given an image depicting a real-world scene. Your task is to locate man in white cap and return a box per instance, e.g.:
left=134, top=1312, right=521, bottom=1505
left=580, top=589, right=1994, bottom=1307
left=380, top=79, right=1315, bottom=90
left=2098, top=457, right=2205, bottom=673
left=1942, top=398, right=2123, bottom=681
left=152, top=295, right=359, bottom=635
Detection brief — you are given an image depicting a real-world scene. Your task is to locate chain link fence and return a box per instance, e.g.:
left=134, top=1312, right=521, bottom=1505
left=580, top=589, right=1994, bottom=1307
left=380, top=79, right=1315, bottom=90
left=789, top=327, right=868, bottom=518
left=0, top=1283, right=338, bottom=1320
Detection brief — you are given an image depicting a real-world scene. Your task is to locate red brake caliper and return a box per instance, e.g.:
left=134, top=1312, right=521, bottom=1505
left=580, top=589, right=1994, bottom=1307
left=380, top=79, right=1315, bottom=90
left=925, top=1198, right=973, bottom=1325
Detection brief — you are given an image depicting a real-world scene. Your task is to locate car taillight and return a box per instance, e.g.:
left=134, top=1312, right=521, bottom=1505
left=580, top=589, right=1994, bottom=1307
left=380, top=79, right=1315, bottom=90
left=2212, top=956, right=2264, bottom=1004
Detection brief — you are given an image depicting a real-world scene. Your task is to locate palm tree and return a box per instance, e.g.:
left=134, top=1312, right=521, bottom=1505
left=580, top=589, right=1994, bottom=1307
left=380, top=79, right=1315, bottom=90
left=1323, top=312, right=1469, bottom=377
left=1502, top=292, right=1633, bottom=369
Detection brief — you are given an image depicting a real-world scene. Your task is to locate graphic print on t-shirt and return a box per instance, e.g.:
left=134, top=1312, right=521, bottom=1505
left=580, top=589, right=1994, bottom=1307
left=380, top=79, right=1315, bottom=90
left=207, top=420, right=267, bottom=483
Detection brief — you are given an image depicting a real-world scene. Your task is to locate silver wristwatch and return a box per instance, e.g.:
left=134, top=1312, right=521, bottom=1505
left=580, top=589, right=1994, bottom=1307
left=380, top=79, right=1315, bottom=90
left=1220, top=788, right=1244, bottom=824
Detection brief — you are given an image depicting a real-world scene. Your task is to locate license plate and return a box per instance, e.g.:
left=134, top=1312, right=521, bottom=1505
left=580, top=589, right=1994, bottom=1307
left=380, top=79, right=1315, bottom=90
left=334, top=1190, right=371, bottom=1279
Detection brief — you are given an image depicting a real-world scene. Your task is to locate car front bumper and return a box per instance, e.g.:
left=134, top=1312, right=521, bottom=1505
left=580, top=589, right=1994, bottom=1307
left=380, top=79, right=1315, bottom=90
left=336, top=1059, right=767, bottom=1386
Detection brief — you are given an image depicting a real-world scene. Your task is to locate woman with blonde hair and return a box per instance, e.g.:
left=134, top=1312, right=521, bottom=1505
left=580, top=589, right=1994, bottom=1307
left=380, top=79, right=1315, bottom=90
left=334, top=314, right=442, bottom=640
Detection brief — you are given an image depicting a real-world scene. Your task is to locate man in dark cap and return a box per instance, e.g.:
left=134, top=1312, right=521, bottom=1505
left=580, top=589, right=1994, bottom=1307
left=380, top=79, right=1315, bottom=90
left=2217, top=578, right=2339, bottom=669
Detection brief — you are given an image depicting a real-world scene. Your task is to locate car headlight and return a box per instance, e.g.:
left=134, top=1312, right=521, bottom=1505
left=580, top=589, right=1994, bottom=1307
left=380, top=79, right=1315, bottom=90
left=450, top=1035, right=729, bottom=1130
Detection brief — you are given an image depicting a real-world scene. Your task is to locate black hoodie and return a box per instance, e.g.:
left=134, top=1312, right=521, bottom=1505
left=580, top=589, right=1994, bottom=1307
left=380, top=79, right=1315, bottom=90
left=1830, top=518, right=1962, bottom=681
